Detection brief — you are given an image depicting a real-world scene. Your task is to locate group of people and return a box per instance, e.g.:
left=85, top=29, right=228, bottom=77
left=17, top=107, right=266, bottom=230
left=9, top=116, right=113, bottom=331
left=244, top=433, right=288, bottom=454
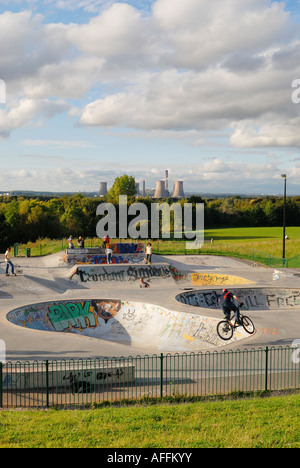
left=68, top=236, right=85, bottom=249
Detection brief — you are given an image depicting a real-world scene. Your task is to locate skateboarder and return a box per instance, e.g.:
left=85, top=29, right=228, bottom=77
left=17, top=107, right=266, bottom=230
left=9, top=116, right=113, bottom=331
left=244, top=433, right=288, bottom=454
left=145, top=243, right=152, bottom=264
left=105, top=245, right=113, bottom=264
left=5, top=247, right=16, bottom=276
left=139, top=278, right=150, bottom=288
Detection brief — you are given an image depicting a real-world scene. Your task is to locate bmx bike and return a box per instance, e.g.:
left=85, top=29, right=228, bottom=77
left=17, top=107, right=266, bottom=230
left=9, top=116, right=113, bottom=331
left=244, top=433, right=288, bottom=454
left=217, top=311, right=255, bottom=341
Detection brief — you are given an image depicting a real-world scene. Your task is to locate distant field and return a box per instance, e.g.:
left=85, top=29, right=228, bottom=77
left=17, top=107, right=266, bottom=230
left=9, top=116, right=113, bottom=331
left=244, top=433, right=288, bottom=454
left=203, top=226, right=300, bottom=258
left=205, top=226, right=299, bottom=243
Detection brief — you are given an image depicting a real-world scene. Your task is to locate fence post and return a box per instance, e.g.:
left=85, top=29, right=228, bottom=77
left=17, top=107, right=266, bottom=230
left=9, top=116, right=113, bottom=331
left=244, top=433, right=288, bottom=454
left=264, top=347, right=269, bottom=392
left=45, top=360, right=49, bottom=408
left=0, top=362, right=2, bottom=408
left=160, top=353, right=164, bottom=399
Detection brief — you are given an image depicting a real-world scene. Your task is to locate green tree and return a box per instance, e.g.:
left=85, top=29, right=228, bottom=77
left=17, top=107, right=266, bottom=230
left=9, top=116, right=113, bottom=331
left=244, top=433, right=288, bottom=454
left=108, top=175, right=136, bottom=203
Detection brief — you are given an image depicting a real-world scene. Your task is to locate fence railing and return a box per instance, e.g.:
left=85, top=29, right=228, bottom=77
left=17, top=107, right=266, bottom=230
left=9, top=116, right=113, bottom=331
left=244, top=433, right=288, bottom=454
left=13, top=238, right=300, bottom=268
left=0, top=346, right=299, bottom=408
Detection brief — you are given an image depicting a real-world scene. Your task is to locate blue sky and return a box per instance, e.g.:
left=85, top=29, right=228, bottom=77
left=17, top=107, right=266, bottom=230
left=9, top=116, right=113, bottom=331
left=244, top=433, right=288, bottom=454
left=1, top=0, right=300, bottom=194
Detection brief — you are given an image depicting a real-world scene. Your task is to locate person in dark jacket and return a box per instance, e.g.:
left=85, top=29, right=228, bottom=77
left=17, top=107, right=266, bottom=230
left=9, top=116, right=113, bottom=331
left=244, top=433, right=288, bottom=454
left=218, top=288, right=243, bottom=325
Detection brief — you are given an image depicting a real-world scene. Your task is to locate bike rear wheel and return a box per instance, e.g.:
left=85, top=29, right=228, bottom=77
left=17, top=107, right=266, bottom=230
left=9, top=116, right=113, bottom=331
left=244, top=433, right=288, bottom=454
left=241, top=315, right=255, bottom=334
left=217, top=320, right=233, bottom=341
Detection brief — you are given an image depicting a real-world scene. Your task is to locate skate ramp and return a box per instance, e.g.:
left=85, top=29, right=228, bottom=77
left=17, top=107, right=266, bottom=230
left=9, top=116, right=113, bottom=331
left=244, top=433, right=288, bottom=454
left=6, top=299, right=252, bottom=351
left=176, top=288, right=300, bottom=310
left=62, top=243, right=145, bottom=267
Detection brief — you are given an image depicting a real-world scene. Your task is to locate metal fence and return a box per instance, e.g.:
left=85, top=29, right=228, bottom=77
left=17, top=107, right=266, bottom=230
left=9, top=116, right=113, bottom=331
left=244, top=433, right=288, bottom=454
left=0, top=346, right=299, bottom=408
left=13, top=238, right=300, bottom=268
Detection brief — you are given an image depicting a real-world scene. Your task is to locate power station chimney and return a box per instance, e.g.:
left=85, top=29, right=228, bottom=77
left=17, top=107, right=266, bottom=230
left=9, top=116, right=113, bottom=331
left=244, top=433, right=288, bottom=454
left=172, top=181, right=185, bottom=198
left=165, top=170, right=169, bottom=196
left=99, top=182, right=108, bottom=197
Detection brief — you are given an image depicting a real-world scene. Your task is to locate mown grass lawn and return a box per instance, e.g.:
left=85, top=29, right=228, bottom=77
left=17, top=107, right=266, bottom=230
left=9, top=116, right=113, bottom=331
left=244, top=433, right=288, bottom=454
left=0, top=394, right=299, bottom=448
left=16, top=226, right=300, bottom=265
left=202, top=226, right=300, bottom=259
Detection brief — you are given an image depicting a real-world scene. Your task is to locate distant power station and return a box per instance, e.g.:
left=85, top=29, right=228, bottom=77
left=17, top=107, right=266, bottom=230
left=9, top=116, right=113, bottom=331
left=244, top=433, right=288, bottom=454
left=153, top=180, right=168, bottom=198
left=153, top=170, right=185, bottom=199
left=99, top=182, right=108, bottom=197
left=172, top=180, right=185, bottom=198
left=99, top=170, right=185, bottom=199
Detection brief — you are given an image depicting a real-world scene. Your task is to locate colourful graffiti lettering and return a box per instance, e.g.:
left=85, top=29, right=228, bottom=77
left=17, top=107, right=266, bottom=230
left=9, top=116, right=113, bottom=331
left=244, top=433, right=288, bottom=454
left=48, top=301, right=97, bottom=332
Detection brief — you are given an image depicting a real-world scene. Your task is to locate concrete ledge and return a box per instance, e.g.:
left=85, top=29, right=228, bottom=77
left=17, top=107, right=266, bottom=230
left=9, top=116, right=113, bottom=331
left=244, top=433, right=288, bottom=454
left=69, top=263, right=187, bottom=283
left=2, top=361, right=135, bottom=391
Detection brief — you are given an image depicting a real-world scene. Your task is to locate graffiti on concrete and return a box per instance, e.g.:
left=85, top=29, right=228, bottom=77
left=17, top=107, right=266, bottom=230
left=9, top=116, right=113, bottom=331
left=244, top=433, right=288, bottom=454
left=75, top=264, right=186, bottom=283
left=6, top=300, right=123, bottom=334
left=63, top=368, right=126, bottom=393
left=176, top=290, right=220, bottom=308
left=191, top=273, right=255, bottom=286
left=2, top=363, right=135, bottom=391
left=48, top=300, right=122, bottom=331
left=265, top=290, right=300, bottom=309
left=63, top=243, right=145, bottom=266
left=176, top=288, right=300, bottom=310
left=64, top=254, right=145, bottom=266
left=48, top=301, right=97, bottom=331
left=6, top=298, right=251, bottom=352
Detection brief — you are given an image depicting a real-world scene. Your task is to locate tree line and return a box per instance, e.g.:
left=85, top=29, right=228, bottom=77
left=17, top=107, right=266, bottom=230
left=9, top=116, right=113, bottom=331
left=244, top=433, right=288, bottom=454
left=0, top=193, right=296, bottom=250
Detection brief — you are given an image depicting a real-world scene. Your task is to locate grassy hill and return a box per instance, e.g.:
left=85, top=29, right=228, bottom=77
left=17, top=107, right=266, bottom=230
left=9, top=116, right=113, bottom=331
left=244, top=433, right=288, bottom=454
left=0, top=393, right=299, bottom=448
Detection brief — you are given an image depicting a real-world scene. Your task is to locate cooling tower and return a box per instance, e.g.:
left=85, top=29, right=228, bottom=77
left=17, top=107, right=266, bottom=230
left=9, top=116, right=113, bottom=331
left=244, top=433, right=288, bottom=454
left=99, top=182, right=108, bottom=197
left=153, top=180, right=168, bottom=198
left=172, top=181, right=185, bottom=198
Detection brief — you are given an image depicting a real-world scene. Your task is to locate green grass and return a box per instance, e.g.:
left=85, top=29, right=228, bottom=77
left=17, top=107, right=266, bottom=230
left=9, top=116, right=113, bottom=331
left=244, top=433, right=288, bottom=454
left=205, top=226, right=300, bottom=256
left=0, top=394, right=299, bottom=448
left=15, top=226, right=300, bottom=265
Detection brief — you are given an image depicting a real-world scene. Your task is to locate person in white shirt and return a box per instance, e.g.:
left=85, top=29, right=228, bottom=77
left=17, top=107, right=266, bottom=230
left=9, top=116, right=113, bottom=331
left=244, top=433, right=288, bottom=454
left=105, top=245, right=113, bottom=264
left=146, top=243, right=153, bottom=264
left=5, top=247, right=16, bottom=276
left=68, top=236, right=74, bottom=249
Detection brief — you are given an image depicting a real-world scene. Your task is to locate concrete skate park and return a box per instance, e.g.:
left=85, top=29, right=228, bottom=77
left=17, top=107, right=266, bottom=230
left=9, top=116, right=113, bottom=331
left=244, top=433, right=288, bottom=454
left=1, top=243, right=300, bottom=361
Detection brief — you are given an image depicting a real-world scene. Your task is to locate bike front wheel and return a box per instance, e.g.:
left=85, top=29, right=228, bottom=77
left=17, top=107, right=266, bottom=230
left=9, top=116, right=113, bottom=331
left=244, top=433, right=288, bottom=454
left=241, top=316, right=255, bottom=335
left=217, top=321, right=233, bottom=341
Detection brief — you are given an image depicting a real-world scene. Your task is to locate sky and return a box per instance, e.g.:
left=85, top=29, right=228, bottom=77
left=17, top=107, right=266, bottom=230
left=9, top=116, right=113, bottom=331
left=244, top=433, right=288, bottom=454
left=1, top=0, right=300, bottom=195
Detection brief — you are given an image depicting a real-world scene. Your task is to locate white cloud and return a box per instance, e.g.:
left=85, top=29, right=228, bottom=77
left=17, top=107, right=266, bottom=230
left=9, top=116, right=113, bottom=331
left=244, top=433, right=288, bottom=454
left=0, top=98, right=69, bottom=138
left=152, top=0, right=293, bottom=69
left=75, top=0, right=300, bottom=143
left=0, top=0, right=300, bottom=157
left=230, top=116, right=300, bottom=148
